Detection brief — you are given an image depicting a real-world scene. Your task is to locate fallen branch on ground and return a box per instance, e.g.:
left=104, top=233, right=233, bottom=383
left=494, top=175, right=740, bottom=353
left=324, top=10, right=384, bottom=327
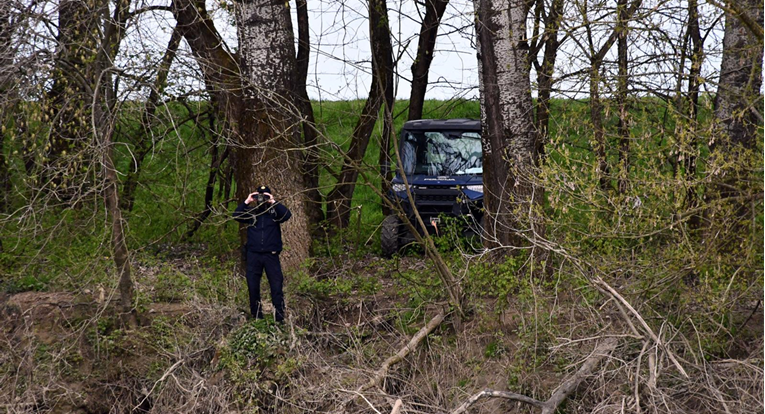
left=451, top=337, right=618, bottom=414
left=358, top=307, right=447, bottom=392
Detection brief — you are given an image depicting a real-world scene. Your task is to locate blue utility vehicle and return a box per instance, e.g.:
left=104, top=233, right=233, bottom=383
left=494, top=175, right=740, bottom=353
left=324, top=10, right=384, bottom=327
left=382, top=119, right=483, bottom=257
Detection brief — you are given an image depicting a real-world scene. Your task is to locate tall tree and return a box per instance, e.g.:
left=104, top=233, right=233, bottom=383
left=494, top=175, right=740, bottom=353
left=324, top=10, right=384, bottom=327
left=325, top=0, right=394, bottom=229
left=674, top=0, right=704, bottom=227
left=474, top=0, right=540, bottom=251
left=0, top=0, right=14, bottom=214
left=235, top=0, right=311, bottom=269
left=531, top=0, right=565, bottom=158
left=615, top=0, right=630, bottom=194
left=575, top=0, right=642, bottom=190
left=704, top=0, right=763, bottom=232
left=295, top=0, right=325, bottom=233
left=408, top=0, right=450, bottom=121
left=172, top=0, right=241, bottom=131
left=44, top=0, right=107, bottom=192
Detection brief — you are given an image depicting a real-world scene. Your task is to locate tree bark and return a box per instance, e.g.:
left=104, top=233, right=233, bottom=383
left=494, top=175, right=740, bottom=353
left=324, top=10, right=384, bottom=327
left=713, top=0, right=763, bottom=150
left=326, top=0, right=394, bottom=228
left=172, top=0, right=241, bottom=126
left=235, top=0, right=310, bottom=270
left=475, top=0, right=540, bottom=250
left=44, top=0, right=108, bottom=194
left=704, top=0, right=763, bottom=234
left=94, top=0, right=135, bottom=325
left=408, top=0, right=449, bottom=121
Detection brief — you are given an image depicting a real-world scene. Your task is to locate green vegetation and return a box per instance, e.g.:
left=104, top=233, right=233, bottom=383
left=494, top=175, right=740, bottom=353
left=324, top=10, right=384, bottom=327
left=1, top=97, right=761, bottom=413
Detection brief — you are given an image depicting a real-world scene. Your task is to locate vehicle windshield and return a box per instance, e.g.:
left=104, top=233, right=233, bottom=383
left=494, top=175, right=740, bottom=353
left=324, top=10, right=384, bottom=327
left=399, top=131, right=482, bottom=176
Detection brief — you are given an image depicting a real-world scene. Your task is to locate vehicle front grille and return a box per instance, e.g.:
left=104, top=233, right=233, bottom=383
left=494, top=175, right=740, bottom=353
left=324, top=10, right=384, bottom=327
left=416, top=194, right=456, bottom=202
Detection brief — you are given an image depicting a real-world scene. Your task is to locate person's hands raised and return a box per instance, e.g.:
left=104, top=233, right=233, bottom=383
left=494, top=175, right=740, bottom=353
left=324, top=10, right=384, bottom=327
left=245, top=191, right=259, bottom=205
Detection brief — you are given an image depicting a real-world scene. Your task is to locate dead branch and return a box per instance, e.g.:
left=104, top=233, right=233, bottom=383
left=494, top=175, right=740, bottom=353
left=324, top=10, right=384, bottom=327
left=358, top=307, right=446, bottom=392
left=451, top=390, right=545, bottom=413
left=450, top=337, right=618, bottom=414
left=390, top=398, right=403, bottom=414
left=541, top=337, right=618, bottom=414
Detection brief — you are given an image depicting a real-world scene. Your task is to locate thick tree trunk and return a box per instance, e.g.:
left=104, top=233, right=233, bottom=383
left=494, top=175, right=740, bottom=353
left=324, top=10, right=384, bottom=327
left=704, top=0, right=763, bottom=233
left=235, top=0, right=310, bottom=270
left=295, top=0, right=325, bottom=234
left=326, top=0, right=394, bottom=228
left=713, top=1, right=763, bottom=150
left=43, top=0, right=106, bottom=194
left=475, top=0, right=539, bottom=250
left=408, top=0, right=449, bottom=121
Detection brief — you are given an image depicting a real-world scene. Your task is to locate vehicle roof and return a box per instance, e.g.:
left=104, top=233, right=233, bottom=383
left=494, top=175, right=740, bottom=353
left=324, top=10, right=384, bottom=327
left=401, top=118, right=481, bottom=132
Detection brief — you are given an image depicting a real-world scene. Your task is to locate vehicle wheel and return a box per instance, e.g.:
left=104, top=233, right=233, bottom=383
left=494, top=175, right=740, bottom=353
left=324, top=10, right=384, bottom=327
left=381, top=214, right=400, bottom=258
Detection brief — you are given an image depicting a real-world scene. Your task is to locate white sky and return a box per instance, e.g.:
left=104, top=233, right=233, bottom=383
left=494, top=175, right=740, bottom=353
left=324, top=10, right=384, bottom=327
left=59, top=0, right=726, bottom=103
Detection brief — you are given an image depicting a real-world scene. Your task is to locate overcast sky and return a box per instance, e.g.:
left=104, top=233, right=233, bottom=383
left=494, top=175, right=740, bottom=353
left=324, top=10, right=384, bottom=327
left=118, top=0, right=727, bottom=103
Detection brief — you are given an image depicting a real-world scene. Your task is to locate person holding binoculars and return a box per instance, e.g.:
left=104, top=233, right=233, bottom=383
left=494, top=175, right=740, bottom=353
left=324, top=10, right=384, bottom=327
left=233, top=185, right=291, bottom=322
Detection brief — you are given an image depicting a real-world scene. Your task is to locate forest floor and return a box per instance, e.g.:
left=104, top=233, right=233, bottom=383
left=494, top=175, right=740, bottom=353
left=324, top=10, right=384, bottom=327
left=1, top=248, right=762, bottom=413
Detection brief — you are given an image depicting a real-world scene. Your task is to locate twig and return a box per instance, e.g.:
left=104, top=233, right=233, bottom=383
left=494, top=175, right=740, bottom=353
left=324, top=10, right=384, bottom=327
left=134, top=358, right=185, bottom=410
left=594, top=277, right=689, bottom=378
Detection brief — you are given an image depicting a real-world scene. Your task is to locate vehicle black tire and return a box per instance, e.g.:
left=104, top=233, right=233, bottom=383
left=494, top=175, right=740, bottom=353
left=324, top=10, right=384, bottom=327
left=381, top=214, right=400, bottom=258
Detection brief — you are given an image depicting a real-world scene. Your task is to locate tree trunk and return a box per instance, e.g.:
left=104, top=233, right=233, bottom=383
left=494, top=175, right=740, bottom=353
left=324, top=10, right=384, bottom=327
left=45, top=0, right=107, bottom=193
left=408, top=0, right=449, bottom=121
left=0, top=0, right=13, bottom=213
left=589, top=64, right=611, bottom=190
left=475, top=0, right=540, bottom=251
left=96, top=0, right=135, bottom=325
left=616, top=0, right=630, bottom=194
left=685, top=0, right=703, bottom=228
left=534, top=0, right=563, bottom=160
left=326, top=0, right=394, bottom=229
left=235, top=0, right=310, bottom=270
left=704, top=0, right=763, bottom=233
left=582, top=0, right=642, bottom=192
left=295, top=0, right=325, bottom=234
left=713, top=0, right=763, bottom=150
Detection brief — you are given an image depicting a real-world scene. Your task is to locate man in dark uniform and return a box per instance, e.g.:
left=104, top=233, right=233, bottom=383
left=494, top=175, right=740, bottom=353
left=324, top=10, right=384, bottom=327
left=233, top=185, right=292, bottom=322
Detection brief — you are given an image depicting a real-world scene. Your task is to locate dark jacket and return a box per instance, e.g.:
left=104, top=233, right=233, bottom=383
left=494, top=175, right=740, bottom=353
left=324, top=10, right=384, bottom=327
left=233, top=202, right=292, bottom=253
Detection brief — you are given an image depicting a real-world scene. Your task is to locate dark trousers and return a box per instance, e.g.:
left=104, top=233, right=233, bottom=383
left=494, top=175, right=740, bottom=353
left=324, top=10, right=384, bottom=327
left=245, top=251, right=285, bottom=322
